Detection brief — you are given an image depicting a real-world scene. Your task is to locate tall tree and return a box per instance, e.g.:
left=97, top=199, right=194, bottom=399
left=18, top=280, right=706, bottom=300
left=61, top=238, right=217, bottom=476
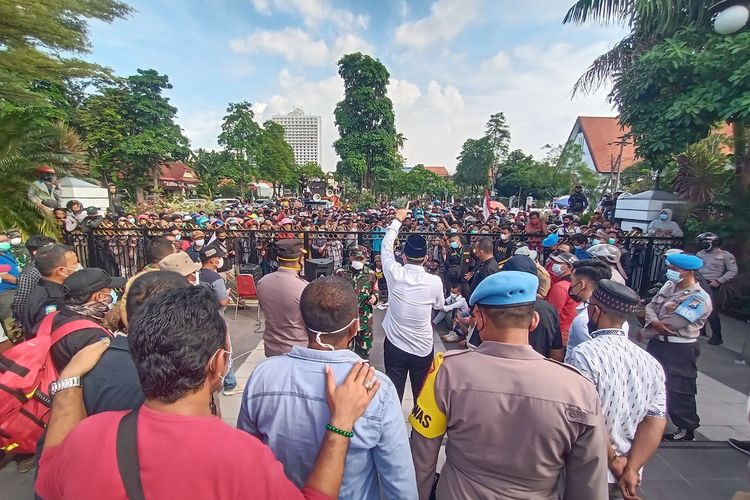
left=454, top=137, right=495, bottom=195
left=80, top=69, right=190, bottom=203
left=334, top=52, right=398, bottom=191
left=484, top=112, right=511, bottom=182
left=258, top=120, right=295, bottom=195
left=191, top=149, right=234, bottom=198
left=0, top=0, right=131, bottom=105
left=218, top=101, right=262, bottom=193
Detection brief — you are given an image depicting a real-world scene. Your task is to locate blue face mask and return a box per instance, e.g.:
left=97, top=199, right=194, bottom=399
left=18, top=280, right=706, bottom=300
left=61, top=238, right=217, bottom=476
left=659, top=214, right=668, bottom=221
left=0, top=242, right=10, bottom=252
left=666, top=269, right=683, bottom=283
left=450, top=241, right=460, bottom=249
left=591, top=239, right=601, bottom=246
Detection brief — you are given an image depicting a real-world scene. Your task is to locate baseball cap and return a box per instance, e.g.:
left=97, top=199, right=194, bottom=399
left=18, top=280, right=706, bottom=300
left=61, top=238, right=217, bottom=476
left=199, top=245, right=227, bottom=262
left=550, top=252, right=579, bottom=266
left=63, top=268, right=126, bottom=297
left=159, top=251, right=202, bottom=276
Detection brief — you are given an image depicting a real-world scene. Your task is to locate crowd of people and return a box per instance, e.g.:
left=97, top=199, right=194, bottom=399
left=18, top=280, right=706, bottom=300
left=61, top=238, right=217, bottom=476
left=0, top=183, right=743, bottom=500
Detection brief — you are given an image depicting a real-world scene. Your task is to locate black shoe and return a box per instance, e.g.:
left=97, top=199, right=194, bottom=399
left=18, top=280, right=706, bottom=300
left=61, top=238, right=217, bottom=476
left=707, top=336, right=723, bottom=345
left=729, top=439, right=750, bottom=456
left=663, top=428, right=695, bottom=441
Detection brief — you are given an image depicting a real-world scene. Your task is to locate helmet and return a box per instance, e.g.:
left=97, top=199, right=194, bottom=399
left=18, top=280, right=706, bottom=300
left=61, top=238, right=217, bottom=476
left=696, top=232, right=720, bottom=250
left=37, top=165, right=55, bottom=175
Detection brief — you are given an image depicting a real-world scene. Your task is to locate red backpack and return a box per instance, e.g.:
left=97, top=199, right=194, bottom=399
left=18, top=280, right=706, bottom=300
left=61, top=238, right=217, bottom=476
left=0, top=311, right=111, bottom=454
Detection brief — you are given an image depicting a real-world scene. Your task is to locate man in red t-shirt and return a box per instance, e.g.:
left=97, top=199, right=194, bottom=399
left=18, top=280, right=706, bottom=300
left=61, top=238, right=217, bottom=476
left=545, top=252, right=580, bottom=346
left=36, top=286, right=380, bottom=500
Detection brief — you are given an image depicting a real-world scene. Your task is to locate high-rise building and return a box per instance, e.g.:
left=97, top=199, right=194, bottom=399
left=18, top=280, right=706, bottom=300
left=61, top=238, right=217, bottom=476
left=269, top=108, right=322, bottom=167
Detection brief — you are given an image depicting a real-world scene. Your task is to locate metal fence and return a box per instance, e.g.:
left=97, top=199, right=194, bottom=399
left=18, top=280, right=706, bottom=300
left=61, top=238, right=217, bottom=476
left=65, top=228, right=684, bottom=297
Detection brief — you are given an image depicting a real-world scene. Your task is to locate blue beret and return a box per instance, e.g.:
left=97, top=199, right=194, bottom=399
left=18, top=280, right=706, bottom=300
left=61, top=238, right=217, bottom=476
left=542, top=233, right=559, bottom=248
left=469, top=271, right=538, bottom=307
left=666, top=253, right=703, bottom=271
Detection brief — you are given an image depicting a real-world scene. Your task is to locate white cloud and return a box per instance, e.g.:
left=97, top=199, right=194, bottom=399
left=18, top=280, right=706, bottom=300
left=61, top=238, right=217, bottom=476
left=230, top=29, right=373, bottom=66
left=178, top=109, right=224, bottom=150
left=479, top=51, right=510, bottom=74
left=388, top=79, right=422, bottom=108
left=394, top=0, right=481, bottom=50
left=250, top=0, right=368, bottom=30
left=425, top=81, right=464, bottom=114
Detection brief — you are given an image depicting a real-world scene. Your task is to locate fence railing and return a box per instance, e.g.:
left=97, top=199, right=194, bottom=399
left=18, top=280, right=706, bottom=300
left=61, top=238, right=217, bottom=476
left=64, top=228, right=684, bottom=297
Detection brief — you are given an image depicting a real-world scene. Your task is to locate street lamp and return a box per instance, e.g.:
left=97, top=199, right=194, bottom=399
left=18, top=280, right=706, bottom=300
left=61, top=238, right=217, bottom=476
left=711, top=0, right=750, bottom=35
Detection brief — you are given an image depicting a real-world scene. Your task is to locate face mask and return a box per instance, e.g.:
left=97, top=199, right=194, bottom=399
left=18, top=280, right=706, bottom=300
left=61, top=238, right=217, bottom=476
left=608, top=238, right=616, bottom=245
left=450, top=241, right=460, bottom=249
left=194, top=239, right=204, bottom=248
left=10, top=237, right=21, bottom=246
left=450, top=292, right=460, bottom=299
left=209, top=348, right=233, bottom=385
left=350, top=260, right=364, bottom=271
left=470, top=230, right=478, bottom=234
left=568, top=281, right=585, bottom=302
left=216, top=258, right=224, bottom=269
left=127, top=218, right=135, bottom=224
left=591, top=239, right=601, bottom=246
left=308, top=317, right=358, bottom=351
left=193, top=271, right=200, bottom=286
left=174, top=234, right=181, bottom=240
left=551, top=263, right=565, bottom=276
left=500, top=234, right=510, bottom=241
left=666, top=269, right=683, bottom=284
left=61, top=263, right=83, bottom=277
left=700, top=241, right=712, bottom=250
left=0, top=242, right=11, bottom=252
left=659, top=214, right=668, bottom=221
left=104, top=290, right=118, bottom=311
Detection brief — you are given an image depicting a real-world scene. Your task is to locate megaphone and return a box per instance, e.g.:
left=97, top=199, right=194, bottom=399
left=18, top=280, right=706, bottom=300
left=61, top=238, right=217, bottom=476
left=325, top=189, right=334, bottom=197
left=313, top=193, right=322, bottom=202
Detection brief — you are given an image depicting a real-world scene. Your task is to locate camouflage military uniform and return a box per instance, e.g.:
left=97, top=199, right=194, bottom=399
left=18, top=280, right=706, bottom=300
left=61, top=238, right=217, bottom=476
left=336, top=262, right=379, bottom=359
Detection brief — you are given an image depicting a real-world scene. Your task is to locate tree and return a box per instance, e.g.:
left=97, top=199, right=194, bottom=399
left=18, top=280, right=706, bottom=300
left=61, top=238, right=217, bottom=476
left=0, top=0, right=131, bottom=105
left=484, top=112, right=511, bottom=182
left=80, top=69, right=190, bottom=203
left=543, top=142, right=600, bottom=195
left=454, top=137, right=495, bottom=195
left=672, top=134, right=732, bottom=205
left=396, top=132, right=407, bottom=152
left=191, top=149, right=234, bottom=198
left=258, top=120, right=295, bottom=195
left=218, top=101, right=263, bottom=194
left=494, top=150, right=555, bottom=200
left=334, top=53, right=398, bottom=191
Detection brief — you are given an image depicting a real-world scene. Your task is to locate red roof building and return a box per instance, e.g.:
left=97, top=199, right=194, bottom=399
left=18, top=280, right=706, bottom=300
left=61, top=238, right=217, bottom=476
left=423, top=165, right=451, bottom=177
left=158, top=161, right=199, bottom=196
left=566, top=117, right=638, bottom=174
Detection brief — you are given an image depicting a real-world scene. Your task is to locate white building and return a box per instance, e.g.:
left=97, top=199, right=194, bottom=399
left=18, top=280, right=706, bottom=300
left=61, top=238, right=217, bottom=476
left=270, top=108, right=322, bottom=167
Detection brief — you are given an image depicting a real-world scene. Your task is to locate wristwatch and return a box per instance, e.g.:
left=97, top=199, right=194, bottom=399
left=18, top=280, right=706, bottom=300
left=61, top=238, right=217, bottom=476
left=49, top=376, right=82, bottom=398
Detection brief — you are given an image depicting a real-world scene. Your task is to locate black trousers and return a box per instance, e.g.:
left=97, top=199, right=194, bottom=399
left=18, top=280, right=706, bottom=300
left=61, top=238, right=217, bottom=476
left=647, top=339, right=701, bottom=431
left=701, top=306, right=723, bottom=340
left=384, top=336, right=433, bottom=403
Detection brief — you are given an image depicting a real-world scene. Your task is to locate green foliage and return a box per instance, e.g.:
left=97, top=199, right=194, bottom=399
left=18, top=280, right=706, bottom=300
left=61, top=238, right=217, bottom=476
left=618, top=161, right=656, bottom=193
left=258, top=120, right=295, bottom=193
left=485, top=112, right=511, bottom=178
left=381, top=165, right=455, bottom=199
left=218, top=101, right=263, bottom=192
left=334, top=53, right=398, bottom=191
left=0, top=0, right=131, bottom=105
left=79, top=69, right=190, bottom=201
left=454, top=137, right=495, bottom=192
left=543, top=142, right=600, bottom=194
left=288, top=162, right=325, bottom=192
left=191, top=149, right=234, bottom=198
left=494, top=150, right=556, bottom=200
left=672, top=134, right=733, bottom=204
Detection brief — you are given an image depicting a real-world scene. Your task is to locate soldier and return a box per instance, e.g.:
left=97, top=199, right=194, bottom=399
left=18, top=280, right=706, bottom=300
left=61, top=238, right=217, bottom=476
left=410, top=271, right=608, bottom=500
left=696, top=232, right=737, bottom=345
left=640, top=253, right=712, bottom=442
left=336, top=246, right=378, bottom=359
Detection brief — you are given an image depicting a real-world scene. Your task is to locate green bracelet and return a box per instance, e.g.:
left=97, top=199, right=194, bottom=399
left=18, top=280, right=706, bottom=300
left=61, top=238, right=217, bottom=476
left=326, top=423, right=354, bottom=438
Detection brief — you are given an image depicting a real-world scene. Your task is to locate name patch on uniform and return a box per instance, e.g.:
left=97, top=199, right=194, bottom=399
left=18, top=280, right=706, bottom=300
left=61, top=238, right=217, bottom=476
left=674, top=292, right=708, bottom=323
left=409, top=352, right=447, bottom=439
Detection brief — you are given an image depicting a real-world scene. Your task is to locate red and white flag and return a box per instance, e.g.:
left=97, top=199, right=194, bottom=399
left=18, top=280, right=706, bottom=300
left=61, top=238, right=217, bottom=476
left=482, top=188, right=491, bottom=221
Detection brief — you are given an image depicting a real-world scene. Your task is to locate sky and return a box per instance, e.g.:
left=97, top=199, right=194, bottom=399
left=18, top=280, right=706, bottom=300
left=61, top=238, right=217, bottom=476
left=86, top=0, right=627, bottom=172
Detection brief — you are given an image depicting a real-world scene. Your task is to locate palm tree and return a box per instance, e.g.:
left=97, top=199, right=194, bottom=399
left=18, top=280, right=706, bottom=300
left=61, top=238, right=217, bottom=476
left=672, top=135, right=732, bottom=204
left=563, top=0, right=711, bottom=96
left=396, top=132, right=406, bottom=152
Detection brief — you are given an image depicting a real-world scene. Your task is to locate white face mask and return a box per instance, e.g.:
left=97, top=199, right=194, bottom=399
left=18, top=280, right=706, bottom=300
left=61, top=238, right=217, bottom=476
left=194, top=239, right=204, bottom=248
left=450, top=292, right=460, bottom=299
left=10, top=237, right=22, bottom=246
left=500, top=234, right=510, bottom=241
left=308, top=317, right=358, bottom=351
left=350, top=260, right=364, bottom=271
left=215, top=258, right=224, bottom=269
left=192, top=271, right=200, bottom=286
left=209, top=348, right=232, bottom=385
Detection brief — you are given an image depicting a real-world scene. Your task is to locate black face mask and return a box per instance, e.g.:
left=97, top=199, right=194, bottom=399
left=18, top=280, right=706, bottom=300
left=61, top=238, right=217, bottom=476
left=568, top=281, right=585, bottom=302
left=700, top=241, right=712, bottom=250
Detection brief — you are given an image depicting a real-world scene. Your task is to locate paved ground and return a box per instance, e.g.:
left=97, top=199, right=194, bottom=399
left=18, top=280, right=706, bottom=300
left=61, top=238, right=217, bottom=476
left=3, top=309, right=750, bottom=499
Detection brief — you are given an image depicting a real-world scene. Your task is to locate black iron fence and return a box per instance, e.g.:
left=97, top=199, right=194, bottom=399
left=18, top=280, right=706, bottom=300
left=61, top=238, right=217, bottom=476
left=64, top=228, right=684, bottom=297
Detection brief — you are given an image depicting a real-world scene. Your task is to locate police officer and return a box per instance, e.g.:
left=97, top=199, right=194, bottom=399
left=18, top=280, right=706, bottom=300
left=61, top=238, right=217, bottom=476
left=410, top=271, right=608, bottom=500
left=335, top=246, right=378, bottom=359
left=696, top=232, right=737, bottom=345
left=641, top=253, right=712, bottom=442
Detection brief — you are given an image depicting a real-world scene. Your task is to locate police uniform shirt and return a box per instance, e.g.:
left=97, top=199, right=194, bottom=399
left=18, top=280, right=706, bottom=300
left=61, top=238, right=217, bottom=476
left=409, top=343, right=608, bottom=500
left=697, top=249, right=738, bottom=284
left=643, top=281, right=712, bottom=339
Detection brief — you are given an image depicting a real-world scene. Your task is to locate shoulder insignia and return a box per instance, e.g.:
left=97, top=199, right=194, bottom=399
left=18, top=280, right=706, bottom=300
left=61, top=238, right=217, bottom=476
left=545, top=357, right=586, bottom=377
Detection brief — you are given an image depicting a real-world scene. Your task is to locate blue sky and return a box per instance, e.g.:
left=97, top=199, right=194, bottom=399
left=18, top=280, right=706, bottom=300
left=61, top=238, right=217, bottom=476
left=86, top=0, right=626, bottom=171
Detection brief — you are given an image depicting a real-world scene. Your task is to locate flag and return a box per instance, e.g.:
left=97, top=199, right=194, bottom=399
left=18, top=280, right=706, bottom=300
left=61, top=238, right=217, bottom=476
left=482, top=188, right=491, bottom=221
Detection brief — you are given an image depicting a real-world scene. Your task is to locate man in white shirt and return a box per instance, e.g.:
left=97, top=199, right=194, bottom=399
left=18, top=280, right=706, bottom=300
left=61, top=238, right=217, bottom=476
left=565, top=259, right=629, bottom=362
left=381, top=204, right=444, bottom=402
left=432, top=280, right=469, bottom=343
left=567, top=280, right=667, bottom=499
